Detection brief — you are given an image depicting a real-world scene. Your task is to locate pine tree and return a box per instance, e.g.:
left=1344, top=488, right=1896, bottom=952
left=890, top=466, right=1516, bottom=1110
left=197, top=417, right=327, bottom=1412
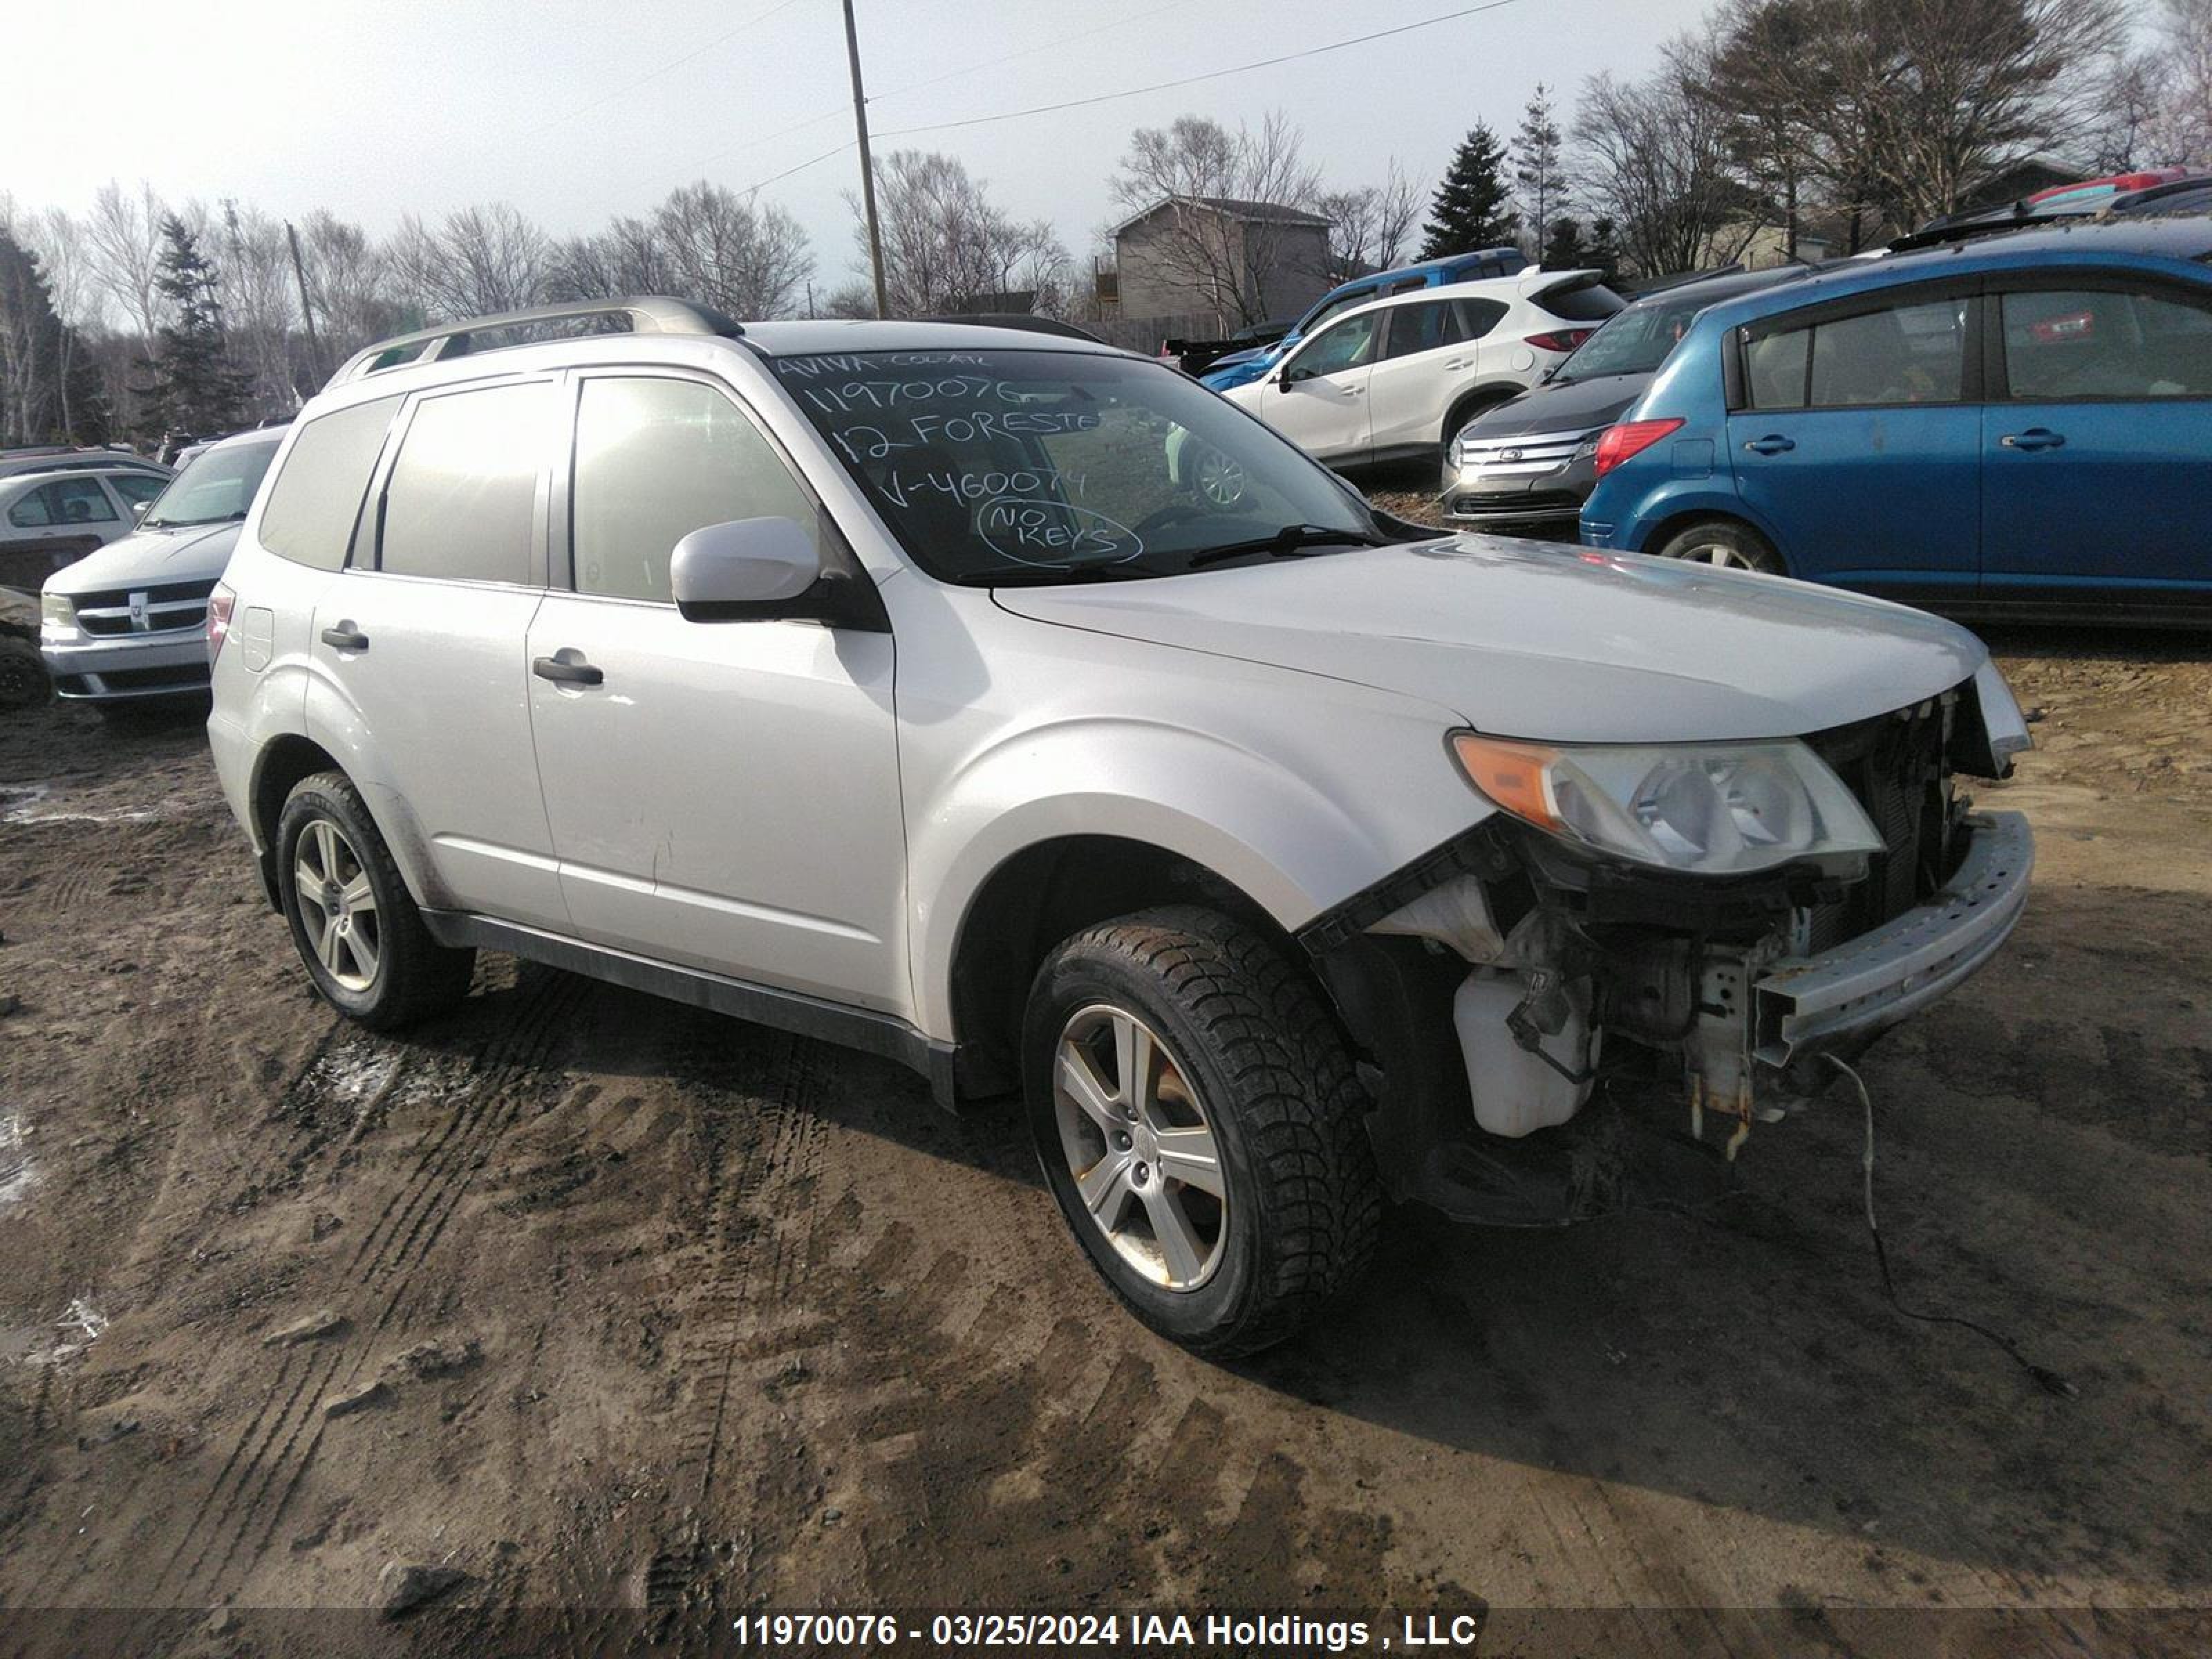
left=140, top=216, right=247, bottom=438
left=1541, top=216, right=1590, bottom=272
left=1512, top=84, right=1567, bottom=260
left=1420, top=123, right=1519, bottom=259
left=1584, top=217, right=1622, bottom=286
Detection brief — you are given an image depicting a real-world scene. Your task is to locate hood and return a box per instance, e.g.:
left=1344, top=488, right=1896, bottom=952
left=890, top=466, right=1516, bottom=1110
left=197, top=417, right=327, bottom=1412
left=991, top=535, right=1988, bottom=744
left=46, top=521, right=242, bottom=595
left=1465, top=372, right=1656, bottom=439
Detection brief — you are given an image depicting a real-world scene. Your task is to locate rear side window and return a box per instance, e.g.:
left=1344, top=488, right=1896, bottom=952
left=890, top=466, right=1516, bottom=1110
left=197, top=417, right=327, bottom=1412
left=379, top=382, right=556, bottom=585
left=1743, top=297, right=1967, bottom=409
left=258, top=398, right=400, bottom=571
left=1383, top=301, right=1468, bottom=359
left=13, top=477, right=117, bottom=527
left=570, top=377, right=818, bottom=603
left=2000, top=287, right=2212, bottom=399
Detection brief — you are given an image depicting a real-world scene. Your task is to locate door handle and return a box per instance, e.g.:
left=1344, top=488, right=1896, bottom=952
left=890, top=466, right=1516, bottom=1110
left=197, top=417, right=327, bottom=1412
left=2000, top=428, right=2065, bottom=451
left=532, top=654, right=603, bottom=687
left=319, top=624, right=368, bottom=651
left=1742, top=435, right=1795, bottom=455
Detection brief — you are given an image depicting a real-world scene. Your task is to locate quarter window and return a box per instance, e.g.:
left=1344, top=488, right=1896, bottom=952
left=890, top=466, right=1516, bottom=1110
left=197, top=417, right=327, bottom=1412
left=379, top=381, right=555, bottom=585
left=570, top=377, right=817, bottom=603
left=2000, top=287, right=2212, bottom=399
left=259, top=397, right=400, bottom=571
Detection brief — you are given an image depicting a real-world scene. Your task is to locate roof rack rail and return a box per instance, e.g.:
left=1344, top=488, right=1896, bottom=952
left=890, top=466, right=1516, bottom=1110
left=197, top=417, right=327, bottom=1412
left=326, top=296, right=744, bottom=388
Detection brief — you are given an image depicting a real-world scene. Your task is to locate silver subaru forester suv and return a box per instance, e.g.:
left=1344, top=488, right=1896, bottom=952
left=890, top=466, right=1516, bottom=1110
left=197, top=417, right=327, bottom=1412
left=208, top=299, right=2034, bottom=1353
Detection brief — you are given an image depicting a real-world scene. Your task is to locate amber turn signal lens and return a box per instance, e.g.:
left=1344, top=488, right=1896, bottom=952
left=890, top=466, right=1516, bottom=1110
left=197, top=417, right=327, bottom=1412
left=1450, top=733, right=1562, bottom=832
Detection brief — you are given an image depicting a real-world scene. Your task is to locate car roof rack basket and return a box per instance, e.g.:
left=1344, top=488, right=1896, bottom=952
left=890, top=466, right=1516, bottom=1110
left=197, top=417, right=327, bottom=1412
left=327, top=297, right=743, bottom=388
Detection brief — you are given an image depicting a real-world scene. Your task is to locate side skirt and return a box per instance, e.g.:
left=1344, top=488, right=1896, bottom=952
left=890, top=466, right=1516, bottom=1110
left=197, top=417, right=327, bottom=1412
left=420, top=909, right=962, bottom=1108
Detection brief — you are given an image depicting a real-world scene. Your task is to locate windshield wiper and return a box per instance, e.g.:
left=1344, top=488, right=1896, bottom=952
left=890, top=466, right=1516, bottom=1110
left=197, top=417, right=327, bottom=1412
left=1184, top=523, right=1388, bottom=570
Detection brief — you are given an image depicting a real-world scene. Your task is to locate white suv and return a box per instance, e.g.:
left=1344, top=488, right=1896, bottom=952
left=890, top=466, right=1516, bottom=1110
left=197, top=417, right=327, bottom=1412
left=208, top=299, right=2033, bottom=1354
left=1216, top=269, right=1623, bottom=468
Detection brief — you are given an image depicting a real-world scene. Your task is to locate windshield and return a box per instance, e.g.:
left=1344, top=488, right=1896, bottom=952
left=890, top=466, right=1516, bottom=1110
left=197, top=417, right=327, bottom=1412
left=142, top=438, right=280, bottom=527
left=1553, top=287, right=1737, bottom=382
left=774, top=349, right=1381, bottom=583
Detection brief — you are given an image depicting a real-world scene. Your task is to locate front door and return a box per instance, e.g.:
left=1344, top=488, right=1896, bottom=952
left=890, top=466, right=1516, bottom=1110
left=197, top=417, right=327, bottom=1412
left=525, top=372, right=906, bottom=1013
left=1980, top=279, right=2212, bottom=612
left=1725, top=288, right=1983, bottom=603
left=0, top=476, right=120, bottom=586
left=309, top=377, right=568, bottom=928
left=1246, top=310, right=1380, bottom=463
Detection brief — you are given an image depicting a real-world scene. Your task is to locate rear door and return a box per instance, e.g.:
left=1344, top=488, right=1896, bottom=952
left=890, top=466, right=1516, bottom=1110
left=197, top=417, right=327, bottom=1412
left=525, top=369, right=906, bottom=1009
left=0, top=476, right=121, bottom=584
left=1365, top=297, right=1506, bottom=458
left=310, top=377, right=568, bottom=928
left=1980, top=276, right=2212, bottom=610
left=1723, top=283, right=1983, bottom=601
left=1244, top=310, right=1380, bottom=462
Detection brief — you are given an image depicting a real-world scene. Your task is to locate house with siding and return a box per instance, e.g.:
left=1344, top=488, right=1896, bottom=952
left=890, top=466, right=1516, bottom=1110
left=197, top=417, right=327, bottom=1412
left=1109, top=196, right=1333, bottom=330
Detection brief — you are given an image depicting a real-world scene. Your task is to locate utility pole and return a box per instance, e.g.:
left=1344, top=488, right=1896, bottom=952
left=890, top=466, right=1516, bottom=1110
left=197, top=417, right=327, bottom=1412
left=842, top=0, right=889, bottom=319
left=284, top=220, right=325, bottom=386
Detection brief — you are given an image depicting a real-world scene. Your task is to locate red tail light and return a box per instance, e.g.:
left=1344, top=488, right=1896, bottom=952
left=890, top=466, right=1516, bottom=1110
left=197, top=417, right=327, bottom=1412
left=207, top=582, right=236, bottom=662
left=1592, top=418, right=1685, bottom=478
left=1525, top=329, right=1594, bottom=353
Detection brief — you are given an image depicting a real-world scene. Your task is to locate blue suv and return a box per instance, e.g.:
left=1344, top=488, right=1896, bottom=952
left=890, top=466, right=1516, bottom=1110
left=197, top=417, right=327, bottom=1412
left=1580, top=221, right=2212, bottom=624
left=1201, top=247, right=1526, bottom=392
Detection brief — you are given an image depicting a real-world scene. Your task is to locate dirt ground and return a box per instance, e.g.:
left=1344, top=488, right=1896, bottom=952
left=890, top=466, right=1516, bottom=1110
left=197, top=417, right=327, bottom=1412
left=0, top=575, right=2208, bottom=1655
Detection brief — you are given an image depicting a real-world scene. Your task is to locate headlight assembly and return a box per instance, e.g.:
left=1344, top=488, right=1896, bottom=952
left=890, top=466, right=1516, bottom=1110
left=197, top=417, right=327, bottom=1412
left=40, top=592, right=75, bottom=628
left=1450, top=731, right=1884, bottom=877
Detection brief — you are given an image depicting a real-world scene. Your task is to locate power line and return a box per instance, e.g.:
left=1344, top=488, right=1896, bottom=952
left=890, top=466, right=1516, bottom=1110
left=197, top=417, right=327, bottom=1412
left=516, top=0, right=809, bottom=144
left=874, top=0, right=1535, bottom=140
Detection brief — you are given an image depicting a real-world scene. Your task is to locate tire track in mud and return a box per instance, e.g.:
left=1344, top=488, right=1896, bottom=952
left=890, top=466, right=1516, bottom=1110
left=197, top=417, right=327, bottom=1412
left=626, top=1027, right=834, bottom=1654
left=153, top=968, right=587, bottom=1602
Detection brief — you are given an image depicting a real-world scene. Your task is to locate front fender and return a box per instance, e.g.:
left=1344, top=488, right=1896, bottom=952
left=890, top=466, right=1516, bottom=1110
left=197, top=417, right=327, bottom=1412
left=906, top=709, right=1491, bottom=1041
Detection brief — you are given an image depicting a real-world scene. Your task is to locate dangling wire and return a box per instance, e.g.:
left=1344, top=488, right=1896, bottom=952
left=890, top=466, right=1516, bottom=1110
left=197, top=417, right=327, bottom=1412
left=1826, top=1054, right=2076, bottom=1400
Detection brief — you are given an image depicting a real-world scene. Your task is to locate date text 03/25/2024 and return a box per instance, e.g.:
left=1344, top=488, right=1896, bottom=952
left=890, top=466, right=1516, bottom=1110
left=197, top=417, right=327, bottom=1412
left=729, top=1612, right=1487, bottom=1650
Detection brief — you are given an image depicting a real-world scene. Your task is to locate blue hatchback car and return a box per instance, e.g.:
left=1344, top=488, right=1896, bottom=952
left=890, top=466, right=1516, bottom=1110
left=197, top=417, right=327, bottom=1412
left=1200, top=247, right=1527, bottom=392
left=1580, top=221, right=2212, bottom=624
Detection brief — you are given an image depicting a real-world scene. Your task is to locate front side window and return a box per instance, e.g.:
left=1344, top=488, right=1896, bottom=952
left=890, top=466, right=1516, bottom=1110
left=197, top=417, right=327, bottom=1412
left=570, top=376, right=817, bottom=603
left=109, top=473, right=166, bottom=507
left=379, top=380, right=556, bottom=585
left=774, top=348, right=1378, bottom=585
left=2001, top=286, right=2212, bottom=399
left=258, top=398, right=399, bottom=571
left=18, top=477, right=119, bottom=526
left=1288, top=312, right=1382, bottom=380
left=144, top=439, right=280, bottom=528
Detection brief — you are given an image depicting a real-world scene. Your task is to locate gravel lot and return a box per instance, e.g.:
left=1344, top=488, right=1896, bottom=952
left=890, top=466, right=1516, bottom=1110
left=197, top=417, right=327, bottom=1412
left=0, top=558, right=2207, bottom=1656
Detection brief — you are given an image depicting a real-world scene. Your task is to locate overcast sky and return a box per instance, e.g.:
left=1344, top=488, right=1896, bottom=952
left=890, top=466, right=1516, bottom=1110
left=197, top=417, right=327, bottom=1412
left=5, top=0, right=1707, bottom=292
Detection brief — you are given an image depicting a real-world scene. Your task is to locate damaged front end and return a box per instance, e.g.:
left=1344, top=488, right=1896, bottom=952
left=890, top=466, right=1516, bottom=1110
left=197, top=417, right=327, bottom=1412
left=1303, top=675, right=2034, bottom=1226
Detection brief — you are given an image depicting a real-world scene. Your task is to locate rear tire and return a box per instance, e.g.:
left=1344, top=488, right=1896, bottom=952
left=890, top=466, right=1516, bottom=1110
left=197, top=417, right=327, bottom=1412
left=1653, top=518, right=1785, bottom=574
left=275, top=771, right=474, bottom=1030
left=1022, top=905, right=1380, bottom=1357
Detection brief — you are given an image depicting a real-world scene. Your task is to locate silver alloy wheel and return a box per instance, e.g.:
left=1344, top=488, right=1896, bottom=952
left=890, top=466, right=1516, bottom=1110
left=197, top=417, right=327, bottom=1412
left=1675, top=538, right=1764, bottom=570
left=1053, top=1004, right=1228, bottom=1291
left=1194, top=447, right=1247, bottom=509
left=293, top=816, right=380, bottom=992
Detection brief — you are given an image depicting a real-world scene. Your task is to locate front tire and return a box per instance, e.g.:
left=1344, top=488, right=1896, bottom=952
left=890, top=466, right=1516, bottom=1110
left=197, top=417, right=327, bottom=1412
left=276, top=771, right=474, bottom=1029
left=1653, top=518, right=1785, bottom=574
left=1022, top=905, right=1380, bottom=1356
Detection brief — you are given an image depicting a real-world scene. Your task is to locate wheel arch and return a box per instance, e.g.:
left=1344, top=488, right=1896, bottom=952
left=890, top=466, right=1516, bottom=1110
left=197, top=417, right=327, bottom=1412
left=943, top=834, right=1304, bottom=1098
left=247, top=733, right=346, bottom=908
left=1635, top=507, right=1788, bottom=573
left=1441, top=384, right=1521, bottom=449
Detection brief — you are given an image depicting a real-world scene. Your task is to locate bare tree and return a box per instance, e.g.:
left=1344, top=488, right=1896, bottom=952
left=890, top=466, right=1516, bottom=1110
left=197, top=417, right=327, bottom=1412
left=298, top=210, right=399, bottom=363
left=388, top=203, right=550, bottom=321
left=851, top=151, right=1069, bottom=317
left=1317, top=161, right=1424, bottom=284
left=84, top=180, right=167, bottom=351
left=2145, top=0, right=2212, bottom=166
left=1574, top=44, right=1765, bottom=278
left=547, top=214, right=675, bottom=303
left=20, top=208, right=95, bottom=437
left=652, top=182, right=812, bottom=319
left=218, top=201, right=303, bottom=413
left=1109, top=111, right=1323, bottom=326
